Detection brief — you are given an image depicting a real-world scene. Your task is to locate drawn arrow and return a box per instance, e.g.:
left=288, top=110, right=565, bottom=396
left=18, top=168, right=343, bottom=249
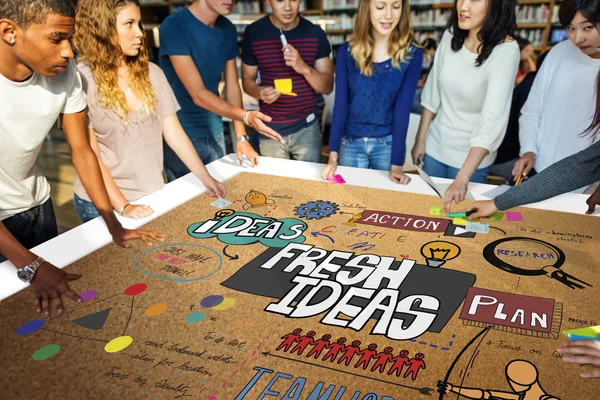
left=310, top=232, right=335, bottom=244
left=222, top=245, right=239, bottom=261
left=262, top=352, right=434, bottom=396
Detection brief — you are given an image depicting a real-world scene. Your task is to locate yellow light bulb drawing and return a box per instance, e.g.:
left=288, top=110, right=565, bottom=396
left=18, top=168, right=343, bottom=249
left=420, top=241, right=461, bottom=268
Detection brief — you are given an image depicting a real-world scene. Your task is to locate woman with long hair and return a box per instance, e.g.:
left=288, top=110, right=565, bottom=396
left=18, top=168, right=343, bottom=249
left=73, top=0, right=225, bottom=222
left=511, top=0, right=600, bottom=190
left=411, top=0, right=520, bottom=213
left=322, top=0, right=422, bottom=184
left=465, top=0, right=600, bottom=221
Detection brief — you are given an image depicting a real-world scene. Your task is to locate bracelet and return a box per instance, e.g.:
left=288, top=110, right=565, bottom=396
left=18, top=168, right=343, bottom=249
left=243, top=110, right=250, bottom=126
left=236, top=135, right=250, bottom=143
left=118, top=202, right=130, bottom=216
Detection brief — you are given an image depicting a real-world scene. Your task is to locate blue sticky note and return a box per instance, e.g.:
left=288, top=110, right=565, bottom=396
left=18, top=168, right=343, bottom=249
left=567, top=334, right=600, bottom=341
left=210, top=198, right=232, bottom=209
left=563, top=326, right=600, bottom=340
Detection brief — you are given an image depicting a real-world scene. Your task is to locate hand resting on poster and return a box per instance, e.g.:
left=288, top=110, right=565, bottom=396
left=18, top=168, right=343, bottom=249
left=558, top=336, right=600, bottom=378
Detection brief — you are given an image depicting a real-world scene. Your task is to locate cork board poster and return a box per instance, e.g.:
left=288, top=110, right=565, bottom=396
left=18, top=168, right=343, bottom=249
left=1, top=172, right=599, bottom=399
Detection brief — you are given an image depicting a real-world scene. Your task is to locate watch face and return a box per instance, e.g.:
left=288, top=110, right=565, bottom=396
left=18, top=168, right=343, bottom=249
left=17, top=267, right=35, bottom=283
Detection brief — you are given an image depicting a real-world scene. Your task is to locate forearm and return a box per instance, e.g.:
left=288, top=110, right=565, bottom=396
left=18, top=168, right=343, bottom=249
left=71, top=148, right=121, bottom=230
left=165, top=129, right=212, bottom=181
left=225, top=85, right=248, bottom=138
left=302, top=67, right=334, bottom=95
left=192, top=87, right=245, bottom=122
left=416, top=108, right=436, bottom=143
left=95, top=157, right=128, bottom=211
left=242, top=77, right=263, bottom=100
left=495, top=142, right=600, bottom=210
left=456, top=147, right=489, bottom=182
left=0, top=222, right=37, bottom=268
left=449, top=387, right=487, bottom=399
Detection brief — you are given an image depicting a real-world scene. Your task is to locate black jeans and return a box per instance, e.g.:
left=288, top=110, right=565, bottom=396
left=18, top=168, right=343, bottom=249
left=0, top=198, right=58, bottom=263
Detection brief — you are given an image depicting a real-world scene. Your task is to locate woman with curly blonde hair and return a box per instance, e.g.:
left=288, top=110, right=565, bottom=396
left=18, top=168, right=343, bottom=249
left=322, top=0, right=422, bottom=185
left=73, top=0, right=225, bottom=222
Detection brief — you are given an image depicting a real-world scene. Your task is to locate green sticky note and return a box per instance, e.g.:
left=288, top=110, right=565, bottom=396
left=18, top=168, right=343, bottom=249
left=430, top=206, right=445, bottom=216
left=489, top=212, right=504, bottom=221
left=563, top=326, right=600, bottom=339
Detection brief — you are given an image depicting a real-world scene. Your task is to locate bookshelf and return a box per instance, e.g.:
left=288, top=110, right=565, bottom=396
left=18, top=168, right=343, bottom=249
left=139, top=0, right=566, bottom=57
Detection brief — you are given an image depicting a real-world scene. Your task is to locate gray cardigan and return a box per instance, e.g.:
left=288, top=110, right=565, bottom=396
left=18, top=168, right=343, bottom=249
left=494, top=140, right=600, bottom=210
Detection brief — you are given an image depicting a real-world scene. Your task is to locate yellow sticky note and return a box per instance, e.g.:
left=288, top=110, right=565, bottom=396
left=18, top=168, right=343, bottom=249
left=453, top=217, right=467, bottom=226
left=274, top=78, right=297, bottom=96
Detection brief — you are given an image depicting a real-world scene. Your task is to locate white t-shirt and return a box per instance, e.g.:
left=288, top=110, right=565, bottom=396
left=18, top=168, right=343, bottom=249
left=0, top=58, right=86, bottom=221
left=519, top=40, right=600, bottom=173
left=421, top=30, right=520, bottom=169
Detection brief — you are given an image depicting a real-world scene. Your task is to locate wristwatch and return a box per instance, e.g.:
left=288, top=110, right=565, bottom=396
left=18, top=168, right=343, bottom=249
left=17, top=257, right=45, bottom=283
left=236, top=135, right=250, bottom=143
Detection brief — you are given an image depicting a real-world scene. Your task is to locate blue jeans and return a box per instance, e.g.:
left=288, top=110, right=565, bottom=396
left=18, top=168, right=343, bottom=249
left=259, top=121, right=321, bottom=162
left=74, top=194, right=101, bottom=223
left=0, top=198, right=58, bottom=263
left=164, top=134, right=226, bottom=182
left=339, top=134, right=392, bottom=171
left=412, top=88, right=423, bottom=115
left=422, top=154, right=489, bottom=183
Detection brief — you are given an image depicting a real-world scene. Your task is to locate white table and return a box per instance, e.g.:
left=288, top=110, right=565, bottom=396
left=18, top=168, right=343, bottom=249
left=0, top=155, right=594, bottom=300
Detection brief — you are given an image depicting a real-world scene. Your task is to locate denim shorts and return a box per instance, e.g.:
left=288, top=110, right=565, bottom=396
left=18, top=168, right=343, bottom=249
left=339, top=134, right=393, bottom=171
left=0, top=198, right=58, bottom=262
left=74, top=194, right=101, bottom=223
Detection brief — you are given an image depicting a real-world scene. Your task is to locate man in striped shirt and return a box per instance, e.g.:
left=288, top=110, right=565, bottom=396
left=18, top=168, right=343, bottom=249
left=242, top=0, right=334, bottom=162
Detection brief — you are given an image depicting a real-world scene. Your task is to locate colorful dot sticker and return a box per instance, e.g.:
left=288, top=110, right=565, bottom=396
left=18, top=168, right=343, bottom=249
left=145, top=304, right=167, bottom=317
left=212, top=298, right=235, bottom=311
left=79, top=290, right=98, bottom=302
left=124, top=283, right=147, bottom=296
left=16, top=320, right=45, bottom=335
left=104, top=336, right=133, bottom=353
left=186, top=312, right=205, bottom=324
left=200, top=295, right=224, bottom=308
left=32, top=344, right=60, bottom=361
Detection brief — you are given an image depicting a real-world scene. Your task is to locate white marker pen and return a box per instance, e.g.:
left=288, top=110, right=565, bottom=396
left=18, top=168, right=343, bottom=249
left=280, top=28, right=290, bottom=52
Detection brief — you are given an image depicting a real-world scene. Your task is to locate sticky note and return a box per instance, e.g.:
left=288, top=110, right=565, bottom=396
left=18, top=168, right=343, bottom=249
left=429, top=206, right=445, bottom=216
left=274, top=79, right=297, bottom=96
left=563, top=326, right=600, bottom=341
left=489, top=212, right=504, bottom=221
left=566, top=334, right=600, bottom=341
left=453, top=217, right=468, bottom=226
left=328, top=174, right=346, bottom=184
left=506, top=212, right=523, bottom=221
left=466, top=221, right=489, bottom=234
left=210, top=198, right=232, bottom=209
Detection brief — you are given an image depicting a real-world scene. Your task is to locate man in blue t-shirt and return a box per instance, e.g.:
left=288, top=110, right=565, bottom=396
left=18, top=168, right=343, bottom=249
left=159, top=0, right=283, bottom=180
left=241, top=0, right=333, bottom=162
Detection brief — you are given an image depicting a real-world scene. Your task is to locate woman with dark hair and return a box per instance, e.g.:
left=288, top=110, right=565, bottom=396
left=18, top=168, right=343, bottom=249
left=512, top=0, right=600, bottom=193
left=515, top=36, right=536, bottom=86
left=411, top=0, right=520, bottom=213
